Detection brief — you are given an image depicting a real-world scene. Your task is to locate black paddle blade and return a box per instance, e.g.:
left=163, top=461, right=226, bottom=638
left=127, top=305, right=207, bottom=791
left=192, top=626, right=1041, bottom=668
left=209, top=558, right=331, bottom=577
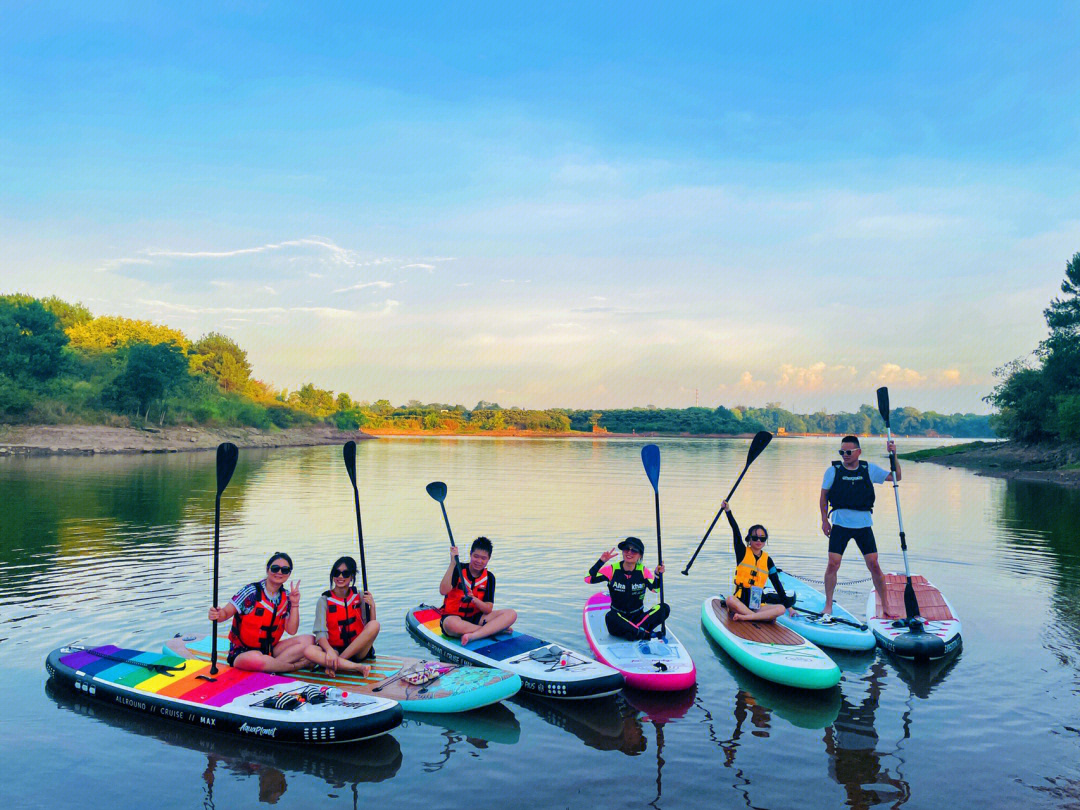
left=426, top=481, right=448, bottom=502
left=343, top=440, right=358, bottom=486
left=641, top=444, right=660, bottom=491
left=746, top=430, right=773, bottom=465
left=216, top=443, right=239, bottom=495
left=904, top=578, right=920, bottom=620
left=876, top=387, right=891, bottom=427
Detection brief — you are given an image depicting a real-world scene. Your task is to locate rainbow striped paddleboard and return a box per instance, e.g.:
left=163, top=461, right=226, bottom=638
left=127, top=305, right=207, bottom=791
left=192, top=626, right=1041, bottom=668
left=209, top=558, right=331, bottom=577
left=46, top=644, right=402, bottom=743
left=406, top=605, right=624, bottom=699
left=582, top=592, right=697, bottom=692
left=166, top=633, right=521, bottom=714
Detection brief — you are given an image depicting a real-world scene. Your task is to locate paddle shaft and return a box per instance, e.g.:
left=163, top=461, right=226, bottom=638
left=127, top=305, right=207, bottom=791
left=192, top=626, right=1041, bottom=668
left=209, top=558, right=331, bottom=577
left=789, top=605, right=868, bottom=631
left=438, top=501, right=473, bottom=601
left=210, top=490, right=222, bottom=674
left=878, top=387, right=919, bottom=622
left=652, top=487, right=666, bottom=636
left=351, top=482, right=372, bottom=619
left=682, top=464, right=752, bottom=575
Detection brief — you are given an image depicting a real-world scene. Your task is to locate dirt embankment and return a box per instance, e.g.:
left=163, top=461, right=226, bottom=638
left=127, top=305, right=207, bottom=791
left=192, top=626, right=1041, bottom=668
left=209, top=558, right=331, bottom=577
left=0, top=424, right=374, bottom=457
left=905, top=440, right=1080, bottom=488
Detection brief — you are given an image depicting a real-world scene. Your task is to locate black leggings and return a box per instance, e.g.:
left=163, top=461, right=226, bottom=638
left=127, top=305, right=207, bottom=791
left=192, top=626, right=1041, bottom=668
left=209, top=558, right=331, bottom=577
left=605, top=604, right=670, bottom=640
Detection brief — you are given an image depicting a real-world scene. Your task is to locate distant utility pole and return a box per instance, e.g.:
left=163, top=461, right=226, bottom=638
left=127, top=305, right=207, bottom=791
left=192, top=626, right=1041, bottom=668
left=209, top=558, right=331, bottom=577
left=695, top=388, right=699, bottom=407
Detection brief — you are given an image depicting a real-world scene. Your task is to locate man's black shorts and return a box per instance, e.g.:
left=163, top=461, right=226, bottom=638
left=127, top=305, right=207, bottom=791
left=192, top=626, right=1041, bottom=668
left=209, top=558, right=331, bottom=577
left=828, top=525, right=877, bottom=556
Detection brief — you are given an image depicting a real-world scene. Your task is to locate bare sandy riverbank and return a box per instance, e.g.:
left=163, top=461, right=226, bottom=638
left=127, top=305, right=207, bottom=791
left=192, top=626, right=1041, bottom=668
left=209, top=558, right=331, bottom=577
left=903, top=440, right=1080, bottom=488
left=0, top=424, right=374, bottom=457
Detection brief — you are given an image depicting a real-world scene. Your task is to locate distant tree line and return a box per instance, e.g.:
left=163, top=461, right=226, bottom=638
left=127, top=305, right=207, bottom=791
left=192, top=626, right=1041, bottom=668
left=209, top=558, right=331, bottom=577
left=986, top=251, right=1080, bottom=442
left=0, top=293, right=995, bottom=436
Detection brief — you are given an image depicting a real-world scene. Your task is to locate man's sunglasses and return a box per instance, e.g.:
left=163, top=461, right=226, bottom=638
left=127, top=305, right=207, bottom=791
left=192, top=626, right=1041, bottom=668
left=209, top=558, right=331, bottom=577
left=838, top=449, right=857, bottom=456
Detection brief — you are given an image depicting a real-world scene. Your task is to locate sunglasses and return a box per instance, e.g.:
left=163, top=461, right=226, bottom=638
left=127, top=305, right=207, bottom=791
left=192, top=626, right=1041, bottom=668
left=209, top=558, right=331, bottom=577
left=838, top=449, right=857, bottom=456
left=268, top=564, right=292, bottom=575
left=749, top=536, right=767, bottom=543
left=333, top=569, right=354, bottom=578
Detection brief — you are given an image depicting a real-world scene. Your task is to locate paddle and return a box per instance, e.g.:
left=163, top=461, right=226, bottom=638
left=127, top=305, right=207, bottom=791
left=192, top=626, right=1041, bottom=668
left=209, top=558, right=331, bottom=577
left=209, top=442, right=239, bottom=676
left=425, top=481, right=473, bottom=602
left=343, top=440, right=371, bottom=623
left=682, top=431, right=773, bottom=575
left=877, top=387, right=920, bottom=622
left=789, top=605, right=868, bottom=631
left=641, top=444, right=666, bottom=637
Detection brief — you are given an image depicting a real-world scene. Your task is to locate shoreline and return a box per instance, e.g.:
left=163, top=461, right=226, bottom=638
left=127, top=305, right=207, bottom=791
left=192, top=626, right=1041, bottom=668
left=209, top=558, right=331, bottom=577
left=0, top=424, right=375, bottom=457
left=901, top=440, right=1080, bottom=488
left=0, top=422, right=1000, bottom=457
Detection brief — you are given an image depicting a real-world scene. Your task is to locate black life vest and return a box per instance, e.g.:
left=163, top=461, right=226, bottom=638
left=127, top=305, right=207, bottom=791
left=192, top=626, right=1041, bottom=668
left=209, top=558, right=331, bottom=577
left=323, top=587, right=365, bottom=649
left=228, top=581, right=289, bottom=654
left=605, top=562, right=657, bottom=615
left=827, top=460, right=875, bottom=512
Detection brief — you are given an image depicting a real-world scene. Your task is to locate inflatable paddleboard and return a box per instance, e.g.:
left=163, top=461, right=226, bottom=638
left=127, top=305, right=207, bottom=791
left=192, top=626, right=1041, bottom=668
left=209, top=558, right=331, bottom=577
left=865, top=574, right=962, bottom=662
left=406, top=605, right=624, bottom=699
left=166, top=632, right=521, bottom=714
left=700, top=597, right=841, bottom=690
left=46, top=644, right=402, bottom=743
left=581, top=593, right=696, bottom=691
left=771, top=571, right=876, bottom=651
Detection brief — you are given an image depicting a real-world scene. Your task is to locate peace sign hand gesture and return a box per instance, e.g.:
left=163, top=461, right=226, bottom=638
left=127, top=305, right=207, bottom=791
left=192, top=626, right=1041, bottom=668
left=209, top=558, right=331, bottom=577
left=287, top=580, right=301, bottom=607
left=600, top=547, right=618, bottom=563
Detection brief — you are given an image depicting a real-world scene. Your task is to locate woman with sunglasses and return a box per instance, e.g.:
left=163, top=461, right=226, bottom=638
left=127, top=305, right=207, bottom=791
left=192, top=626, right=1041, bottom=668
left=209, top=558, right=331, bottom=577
left=303, top=556, right=379, bottom=677
left=207, top=552, right=313, bottom=672
left=719, top=502, right=794, bottom=622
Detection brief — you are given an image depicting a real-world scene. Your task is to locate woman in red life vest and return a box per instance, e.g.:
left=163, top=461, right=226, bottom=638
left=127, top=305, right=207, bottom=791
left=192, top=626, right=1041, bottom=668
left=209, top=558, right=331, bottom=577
left=303, top=556, right=380, bottom=677
left=439, top=537, right=517, bottom=646
left=207, top=552, right=314, bottom=672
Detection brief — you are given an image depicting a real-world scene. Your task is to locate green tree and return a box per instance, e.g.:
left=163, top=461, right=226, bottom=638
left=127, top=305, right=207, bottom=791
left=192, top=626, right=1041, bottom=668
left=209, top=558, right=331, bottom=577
left=190, top=332, right=252, bottom=393
left=112, top=342, right=190, bottom=412
left=0, top=298, right=68, bottom=381
left=40, top=296, right=93, bottom=330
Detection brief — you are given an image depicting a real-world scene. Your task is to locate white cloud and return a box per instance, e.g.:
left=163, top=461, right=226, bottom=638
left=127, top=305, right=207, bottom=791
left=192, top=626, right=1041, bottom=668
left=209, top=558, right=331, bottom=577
left=333, top=281, right=394, bottom=293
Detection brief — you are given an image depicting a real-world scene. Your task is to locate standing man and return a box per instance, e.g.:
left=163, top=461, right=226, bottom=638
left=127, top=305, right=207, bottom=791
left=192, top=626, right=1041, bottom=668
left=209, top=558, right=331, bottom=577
left=819, top=435, right=900, bottom=621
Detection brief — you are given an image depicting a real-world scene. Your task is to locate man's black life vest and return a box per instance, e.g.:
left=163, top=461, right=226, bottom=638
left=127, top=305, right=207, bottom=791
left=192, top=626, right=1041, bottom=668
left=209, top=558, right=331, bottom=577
left=827, top=460, right=875, bottom=512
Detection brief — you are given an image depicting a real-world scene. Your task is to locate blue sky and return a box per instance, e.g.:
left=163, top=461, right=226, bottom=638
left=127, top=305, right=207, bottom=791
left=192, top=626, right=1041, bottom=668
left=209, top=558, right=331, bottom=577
left=2, top=2, right=1078, bottom=412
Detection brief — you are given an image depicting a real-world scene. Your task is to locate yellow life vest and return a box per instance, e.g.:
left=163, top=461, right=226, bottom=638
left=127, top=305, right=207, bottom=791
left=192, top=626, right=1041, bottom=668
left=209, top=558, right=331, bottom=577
left=734, top=547, right=770, bottom=590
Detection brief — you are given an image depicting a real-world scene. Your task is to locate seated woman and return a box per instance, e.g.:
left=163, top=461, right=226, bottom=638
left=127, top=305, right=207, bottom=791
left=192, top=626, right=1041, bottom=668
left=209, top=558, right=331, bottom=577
left=303, top=556, right=380, bottom=676
left=585, top=536, right=669, bottom=640
left=207, top=552, right=313, bottom=672
left=719, top=501, right=795, bottom=622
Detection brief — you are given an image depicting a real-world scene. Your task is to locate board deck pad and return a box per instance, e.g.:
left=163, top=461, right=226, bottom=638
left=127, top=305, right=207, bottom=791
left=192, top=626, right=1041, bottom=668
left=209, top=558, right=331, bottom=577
left=873, top=575, right=956, bottom=621
left=406, top=604, right=624, bottom=699
left=582, top=592, right=696, bottom=692
left=47, top=644, right=402, bottom=743
left=711, top=599, right=804, bottom=645
left=165, top=633, right=520, bottom=713
left=700, top=596, right=841, bottom=690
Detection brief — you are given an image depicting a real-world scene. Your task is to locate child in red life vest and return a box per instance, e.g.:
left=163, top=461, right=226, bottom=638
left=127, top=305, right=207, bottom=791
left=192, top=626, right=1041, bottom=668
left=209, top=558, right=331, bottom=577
left=303, top=556, right=380, bottom=677
left=439, top=537, right=517, bottom=646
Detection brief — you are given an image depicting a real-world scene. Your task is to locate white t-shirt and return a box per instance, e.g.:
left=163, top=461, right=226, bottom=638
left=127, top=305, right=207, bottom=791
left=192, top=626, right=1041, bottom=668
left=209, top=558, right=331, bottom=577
left=821, top=462, right=890, bottom=528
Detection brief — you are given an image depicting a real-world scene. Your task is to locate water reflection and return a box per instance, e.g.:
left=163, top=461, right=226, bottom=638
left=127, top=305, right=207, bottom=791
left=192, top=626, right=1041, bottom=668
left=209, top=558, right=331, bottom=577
left=46, top=679, right=402, bottom=800
left=405, top=703, right=521, bottom=771
left=513, top=695, right=644, bottom=754
left=622, top=688, right=696, bottom=809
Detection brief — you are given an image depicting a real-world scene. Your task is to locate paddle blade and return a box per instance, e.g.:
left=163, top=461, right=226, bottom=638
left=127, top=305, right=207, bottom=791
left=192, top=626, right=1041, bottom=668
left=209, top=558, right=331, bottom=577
left=343, top=440, right=358, bottom=486
left=876, top=387, right=891, bottom=427
left=641, top=444, right=660, bottom=491
left=903, top=578, right=920, bottom=620
left=215, top=443, right=239, bottom=495
left=426, top=481, right=448, bottom=502
left=745, top=430, right=773, bottom=465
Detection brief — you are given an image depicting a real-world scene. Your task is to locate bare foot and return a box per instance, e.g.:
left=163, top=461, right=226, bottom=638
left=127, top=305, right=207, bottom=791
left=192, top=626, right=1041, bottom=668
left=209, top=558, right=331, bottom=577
left=460, top=633, right=472, bottom=645
left=731, top=613, right=744, bottom=622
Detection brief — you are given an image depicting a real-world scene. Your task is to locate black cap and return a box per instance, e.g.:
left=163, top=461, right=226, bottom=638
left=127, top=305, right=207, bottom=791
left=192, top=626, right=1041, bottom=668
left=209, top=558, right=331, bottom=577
left=617, top=536, right=645, bottom=555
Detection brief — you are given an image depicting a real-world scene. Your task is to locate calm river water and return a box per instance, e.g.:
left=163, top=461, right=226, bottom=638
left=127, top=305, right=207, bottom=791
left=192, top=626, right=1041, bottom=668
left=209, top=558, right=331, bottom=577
left=2, top=437, right=1078, bottom=809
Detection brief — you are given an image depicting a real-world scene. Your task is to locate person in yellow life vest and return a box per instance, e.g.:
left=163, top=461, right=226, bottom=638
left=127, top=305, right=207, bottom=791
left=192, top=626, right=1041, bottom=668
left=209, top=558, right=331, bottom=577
left=719, top=502, right=795, bottom=622
left=303, top=556, right=380, bottom=677
left=208, top=552, right=314, bottom=671
left=439, top=537, right=517, bottom=646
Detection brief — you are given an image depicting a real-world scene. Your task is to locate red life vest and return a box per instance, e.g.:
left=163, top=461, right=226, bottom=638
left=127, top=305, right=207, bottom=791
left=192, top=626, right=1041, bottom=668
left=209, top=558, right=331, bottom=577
left=228, top=581, right=290, bottom=654
left=323, top=587, right=365, bottom=649
left=441, top=566, right=489, bottom=621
